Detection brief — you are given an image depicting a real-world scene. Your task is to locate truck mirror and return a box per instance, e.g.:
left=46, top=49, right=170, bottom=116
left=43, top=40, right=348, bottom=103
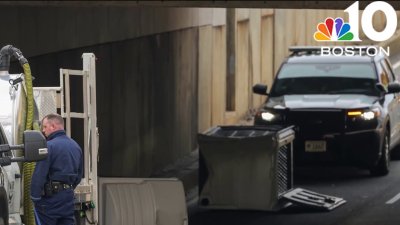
left=23, top=130, right=48, bottom=162
left=253, top=84, right=269, bottom=96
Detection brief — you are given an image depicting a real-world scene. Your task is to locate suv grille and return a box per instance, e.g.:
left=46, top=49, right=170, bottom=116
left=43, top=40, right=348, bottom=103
left=287, top=109, right=344, bottom=134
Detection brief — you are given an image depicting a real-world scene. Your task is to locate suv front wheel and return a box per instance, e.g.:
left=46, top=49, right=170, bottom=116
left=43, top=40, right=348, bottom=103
left=370, top=131, right=390, bottom=176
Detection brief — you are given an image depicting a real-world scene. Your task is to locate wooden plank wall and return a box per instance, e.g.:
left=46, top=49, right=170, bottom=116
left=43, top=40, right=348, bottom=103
left=212, top=26, right=227, bottom=126
left=260, top=9, right=274, bottom=97
left=236, top=19, right=250, bottom=122
left=198, top=26, right=213, bottom=133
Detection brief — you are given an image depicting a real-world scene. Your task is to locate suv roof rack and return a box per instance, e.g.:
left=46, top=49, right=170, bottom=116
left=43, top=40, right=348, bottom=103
left=289, top=46, right=380, bottom=56
left=289, top=46, right=321, bottom=55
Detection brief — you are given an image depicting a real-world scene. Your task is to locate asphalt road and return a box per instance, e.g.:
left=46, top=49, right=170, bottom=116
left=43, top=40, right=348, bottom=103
left=189, top=160, right=400, bottom=225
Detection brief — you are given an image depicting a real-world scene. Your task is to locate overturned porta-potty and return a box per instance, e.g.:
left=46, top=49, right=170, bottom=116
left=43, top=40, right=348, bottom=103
left=198, top=125, right=295, bottom=211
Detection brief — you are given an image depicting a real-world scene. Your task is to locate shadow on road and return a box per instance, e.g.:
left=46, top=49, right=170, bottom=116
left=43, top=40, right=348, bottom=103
left=293, top=165, right=372, bottom=185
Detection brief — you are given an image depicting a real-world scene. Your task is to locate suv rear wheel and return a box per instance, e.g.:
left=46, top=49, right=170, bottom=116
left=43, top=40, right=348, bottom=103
left=370, top=131, right=390, bottom=176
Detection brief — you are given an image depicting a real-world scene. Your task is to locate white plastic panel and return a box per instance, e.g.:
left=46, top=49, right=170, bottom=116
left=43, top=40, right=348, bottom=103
left=33, top=88, right=59, bottom=120
left=99, top=178, right=188, bottom=225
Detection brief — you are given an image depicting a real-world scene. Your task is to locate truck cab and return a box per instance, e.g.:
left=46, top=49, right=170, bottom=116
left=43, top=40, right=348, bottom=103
left=0, top=123, right=10, bottom=225
left=0, top=124, right=48, bottom=225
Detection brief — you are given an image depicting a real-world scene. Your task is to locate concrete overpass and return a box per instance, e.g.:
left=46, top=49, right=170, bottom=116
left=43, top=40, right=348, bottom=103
left=0, top=1, right=399, bottom=10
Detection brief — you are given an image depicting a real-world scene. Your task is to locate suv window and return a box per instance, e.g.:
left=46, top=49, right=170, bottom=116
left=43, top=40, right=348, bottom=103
left=277, top=63, right=376, bottom=79
left=270, top=63, right=379, bottom=96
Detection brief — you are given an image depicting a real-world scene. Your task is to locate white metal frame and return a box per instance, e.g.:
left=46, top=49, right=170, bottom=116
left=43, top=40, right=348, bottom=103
left=59, top=53, right=99, bottom=225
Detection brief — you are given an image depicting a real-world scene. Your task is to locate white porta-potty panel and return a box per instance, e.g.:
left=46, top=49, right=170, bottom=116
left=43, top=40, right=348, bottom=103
left=99, top=178, right=188, bottom=225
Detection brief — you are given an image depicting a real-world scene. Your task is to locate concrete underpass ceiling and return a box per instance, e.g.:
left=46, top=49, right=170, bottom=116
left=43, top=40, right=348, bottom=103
left=1, top=1, right=400, bottom=10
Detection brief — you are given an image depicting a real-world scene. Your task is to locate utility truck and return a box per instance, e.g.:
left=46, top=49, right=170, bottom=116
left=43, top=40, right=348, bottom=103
left=0, top=45, right=188, bottom=225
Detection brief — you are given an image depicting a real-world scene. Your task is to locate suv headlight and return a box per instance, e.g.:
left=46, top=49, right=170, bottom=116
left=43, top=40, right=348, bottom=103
left=347, top=108, right=381, bottom=120
left=261, top=112, right=276, bottom=121
left=256, top=110, right=284, bottom=123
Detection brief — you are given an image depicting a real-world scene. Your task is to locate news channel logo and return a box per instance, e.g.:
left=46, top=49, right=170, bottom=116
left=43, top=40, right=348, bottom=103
left=314, top=1, right=397, bottom=42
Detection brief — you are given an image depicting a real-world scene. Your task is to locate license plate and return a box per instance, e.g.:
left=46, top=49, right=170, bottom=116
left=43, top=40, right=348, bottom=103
left=305, top=141, right=326, bottom=152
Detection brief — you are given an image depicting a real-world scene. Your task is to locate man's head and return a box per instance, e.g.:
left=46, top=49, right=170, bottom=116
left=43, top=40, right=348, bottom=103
left=41, top=113, right=65, bottom=137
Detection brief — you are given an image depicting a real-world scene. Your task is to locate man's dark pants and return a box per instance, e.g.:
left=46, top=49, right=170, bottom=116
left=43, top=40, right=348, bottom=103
left=33, top=189, right=75, bottom=225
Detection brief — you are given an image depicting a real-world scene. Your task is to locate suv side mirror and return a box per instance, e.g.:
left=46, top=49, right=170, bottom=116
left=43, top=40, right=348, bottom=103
left=23, top=130, right=48, bottom=162
left=253, top=84, right=269, bottom=96
left=387, top=82, right=400, bottom=94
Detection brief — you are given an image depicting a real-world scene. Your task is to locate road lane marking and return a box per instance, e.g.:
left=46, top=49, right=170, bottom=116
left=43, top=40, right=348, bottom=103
left=393, top=61, right=400, bottom=69
left=386, top=193, right=400, bottom=204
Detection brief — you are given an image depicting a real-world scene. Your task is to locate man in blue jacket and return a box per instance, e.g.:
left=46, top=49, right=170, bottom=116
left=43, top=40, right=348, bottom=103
left=31, top=113, right=83, bottom=225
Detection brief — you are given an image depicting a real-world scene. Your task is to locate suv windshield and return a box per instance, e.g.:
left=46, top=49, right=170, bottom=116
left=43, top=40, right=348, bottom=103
left=270, top=63, right=379, bottom=96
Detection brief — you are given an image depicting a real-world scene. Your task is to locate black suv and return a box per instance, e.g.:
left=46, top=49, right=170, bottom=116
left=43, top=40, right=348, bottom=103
left=253, top=46, right=400, bottom=176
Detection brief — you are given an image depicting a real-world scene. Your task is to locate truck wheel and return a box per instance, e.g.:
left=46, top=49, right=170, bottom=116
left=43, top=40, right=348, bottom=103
left=0, top=186, right=8, bottom=225
left=370, top=131, right=390, bottom=176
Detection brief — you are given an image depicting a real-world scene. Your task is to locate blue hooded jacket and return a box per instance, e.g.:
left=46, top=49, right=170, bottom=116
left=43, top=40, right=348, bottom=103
left=31, top=130, right=83, bottom=201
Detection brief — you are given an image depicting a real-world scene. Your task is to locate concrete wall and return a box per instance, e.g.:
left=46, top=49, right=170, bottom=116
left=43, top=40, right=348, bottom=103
left=0, top=6, right=225, bottom=57
left=18, top=28, right=200, bottom=177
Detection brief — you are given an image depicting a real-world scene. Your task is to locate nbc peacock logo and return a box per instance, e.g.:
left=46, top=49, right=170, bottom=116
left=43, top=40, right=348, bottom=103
left=314, top=17, right=354, bottom=41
